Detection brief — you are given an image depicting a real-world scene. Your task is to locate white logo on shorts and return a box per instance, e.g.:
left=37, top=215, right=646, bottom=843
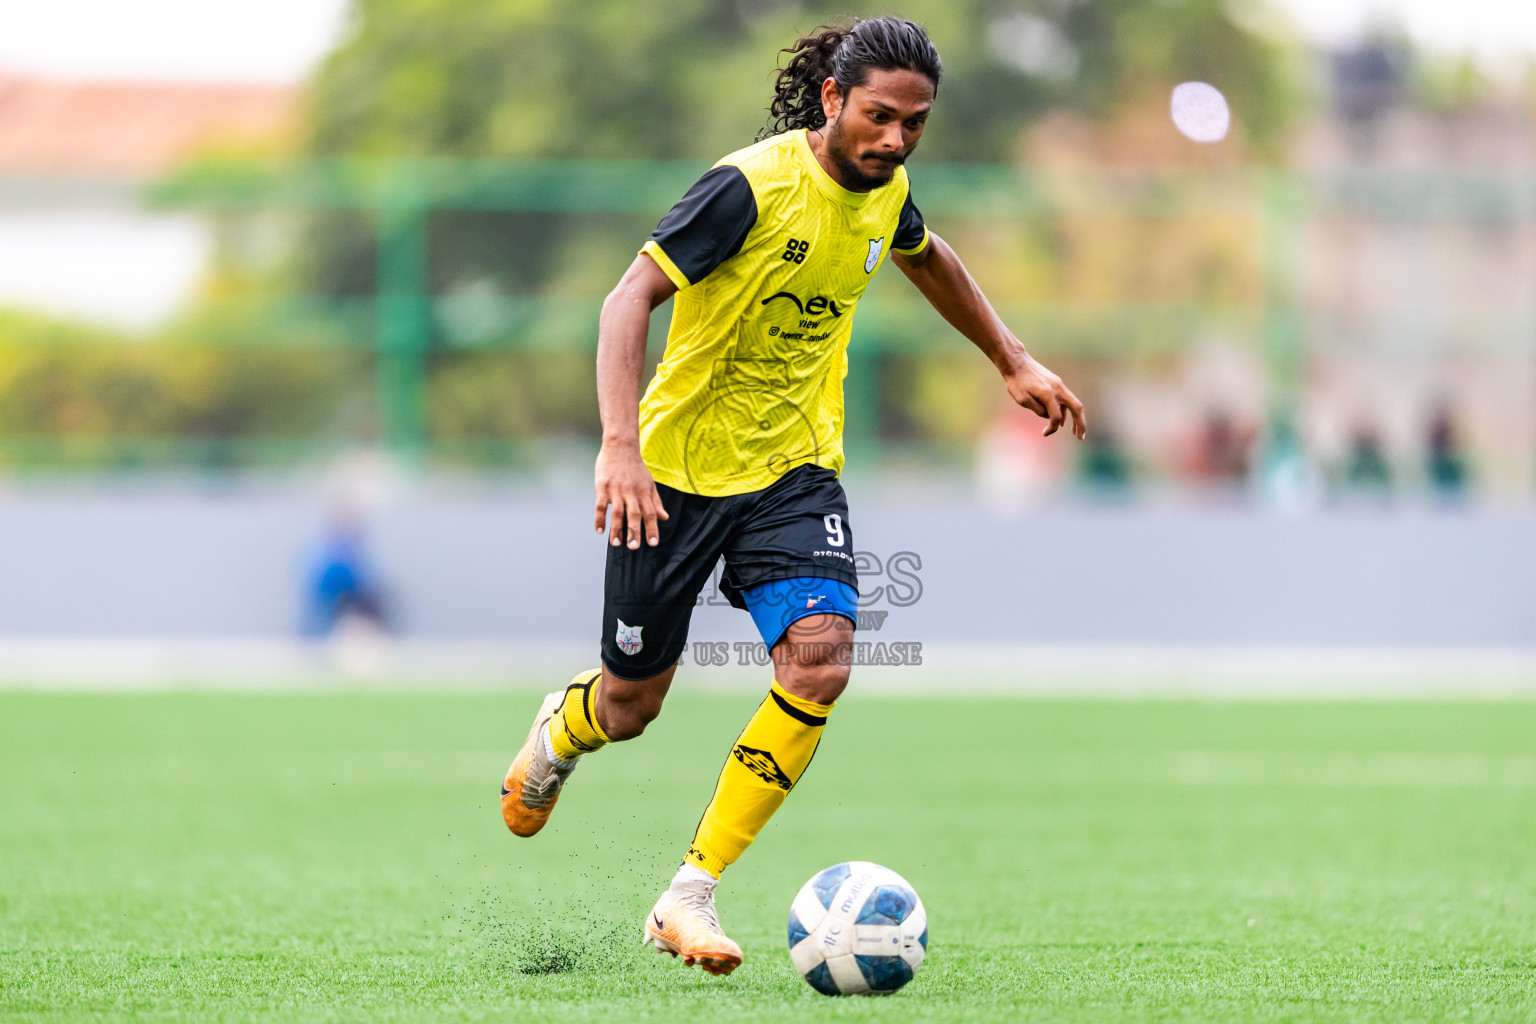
left=615, top=619, right=644, bottom=656
left=865, top=237, right=884, bottom=274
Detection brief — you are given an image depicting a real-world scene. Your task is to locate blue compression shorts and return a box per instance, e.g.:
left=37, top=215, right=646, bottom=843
left=740, top=576, right=859, bottom=649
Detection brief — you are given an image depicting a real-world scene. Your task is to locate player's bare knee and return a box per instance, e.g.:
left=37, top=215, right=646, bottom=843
left=602, top=713, right=643, bottom=741
left=778, top=654, right=850, bottom=706
left=609, top=701, right=662, bottom=740
left=596, top=680, right=667, bottom=741
left=597, top=693, right=653, bottom=740
left=595, top=663, right=676, bottom=741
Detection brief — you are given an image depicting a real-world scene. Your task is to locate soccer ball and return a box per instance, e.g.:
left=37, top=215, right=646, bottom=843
left=787, top=861, right=927, bottom=996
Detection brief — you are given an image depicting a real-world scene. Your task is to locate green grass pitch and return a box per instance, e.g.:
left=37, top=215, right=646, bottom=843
left=2, top=689, right=1534, bottom=1022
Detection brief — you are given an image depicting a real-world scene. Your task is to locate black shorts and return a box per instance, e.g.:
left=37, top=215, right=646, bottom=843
left=601, top=464, right=859, bottom=679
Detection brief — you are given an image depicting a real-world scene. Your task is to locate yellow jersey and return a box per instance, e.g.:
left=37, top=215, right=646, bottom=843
left=637, top=128, right=929, bottom=497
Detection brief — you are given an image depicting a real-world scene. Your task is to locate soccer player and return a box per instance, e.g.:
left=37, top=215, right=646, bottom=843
left=500, top=16, right=1085, bottom=975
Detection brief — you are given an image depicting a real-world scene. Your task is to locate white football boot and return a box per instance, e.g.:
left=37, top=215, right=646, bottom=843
left=642, top=871, right=744, bottom=976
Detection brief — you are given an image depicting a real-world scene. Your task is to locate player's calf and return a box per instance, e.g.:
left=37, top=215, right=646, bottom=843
left=684, top=678, right=837, bottom=876
left=591, top=663, right=676, bottom=740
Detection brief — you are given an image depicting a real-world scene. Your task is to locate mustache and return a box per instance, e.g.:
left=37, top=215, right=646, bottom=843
left=859, top=151, right=905, bottom=165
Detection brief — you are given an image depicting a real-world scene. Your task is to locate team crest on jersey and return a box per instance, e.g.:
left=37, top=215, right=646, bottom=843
left=614, top=619, right=644, bottom=656
left=865, top=237, right=884, bottom=274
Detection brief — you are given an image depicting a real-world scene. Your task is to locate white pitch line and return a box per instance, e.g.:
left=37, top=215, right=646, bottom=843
left=0, top=638, right=1534, bottom=698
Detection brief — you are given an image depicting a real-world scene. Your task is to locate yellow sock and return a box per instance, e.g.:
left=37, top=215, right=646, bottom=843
left=548, top=669, right=609, bottom=762
left=685, top=680, right=834, bottom=878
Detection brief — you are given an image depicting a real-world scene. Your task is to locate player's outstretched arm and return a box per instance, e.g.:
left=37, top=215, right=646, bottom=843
left=893, top=233, right=1086, bottom=439
left=595, top=254, right=677, bottom=549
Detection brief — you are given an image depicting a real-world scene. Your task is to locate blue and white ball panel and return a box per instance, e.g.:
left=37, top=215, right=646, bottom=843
left=788, top=885, right=831, bottom=976
left=787, top=907, right=811, bottom=948
left=809, top=862, right=850, bottom=909
left=899, top=906, right=927, bottom=971
left=801, top=961, right=840, bottom=996
left=824, top=951, right=870, bottom=993
left=788, top=861, right=927, bottom=996
left=855, top=953, right=914, bottom=991
left=856, top=884, right=917, bottom=925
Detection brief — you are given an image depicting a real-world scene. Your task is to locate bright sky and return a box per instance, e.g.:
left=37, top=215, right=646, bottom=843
left=1281, top=0, right=1536, bottom=57
left=0, top=0, right=351, bottom=83
left=0, top=0, right=1532, bottom=84
left=0, top=0, right=1525, bottom=331
left=0, top=212, right=211, bottom=328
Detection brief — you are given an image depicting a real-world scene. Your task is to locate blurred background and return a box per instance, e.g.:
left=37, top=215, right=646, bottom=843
left=3, top=0, right=1536, bottom=686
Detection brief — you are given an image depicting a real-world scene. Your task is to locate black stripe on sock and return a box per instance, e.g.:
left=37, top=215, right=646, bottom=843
left=792, top=732, right=827, bottom=791
left=580, top=677, right=600, bottom=735
left=770, top=689, right=828, bottom=727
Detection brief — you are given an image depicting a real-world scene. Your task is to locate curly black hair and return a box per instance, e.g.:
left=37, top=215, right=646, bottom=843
left=760, top=16, right=942, bottom=140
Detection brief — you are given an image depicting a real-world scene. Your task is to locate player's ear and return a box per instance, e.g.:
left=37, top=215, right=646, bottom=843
left=819, top=77, right=843, bottom=122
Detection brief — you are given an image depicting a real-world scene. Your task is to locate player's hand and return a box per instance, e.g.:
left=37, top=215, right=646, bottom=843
left=594, top=442, right=669, bottom=549
left=1003, top=352, right=1087, bottom=439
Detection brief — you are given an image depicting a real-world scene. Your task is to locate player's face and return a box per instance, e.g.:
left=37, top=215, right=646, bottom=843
left=823, top=68, right=934, bottom=192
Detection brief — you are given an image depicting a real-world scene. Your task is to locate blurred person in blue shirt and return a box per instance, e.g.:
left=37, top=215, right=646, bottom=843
left=302, top=505, right=389, bottom=638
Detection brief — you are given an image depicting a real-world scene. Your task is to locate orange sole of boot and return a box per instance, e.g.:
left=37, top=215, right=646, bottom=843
left=648, top=934, right=741, bottom=976
left=499, top=692, right=564, bottom=836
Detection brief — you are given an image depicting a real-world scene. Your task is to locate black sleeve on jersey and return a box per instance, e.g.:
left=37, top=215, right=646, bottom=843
left=648, top=165, right=758, bottom=284
left=893, top=190, right=927, bottom=252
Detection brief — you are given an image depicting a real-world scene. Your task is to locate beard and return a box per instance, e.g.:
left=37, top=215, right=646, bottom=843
left=824, top=114, right=908, bottom=191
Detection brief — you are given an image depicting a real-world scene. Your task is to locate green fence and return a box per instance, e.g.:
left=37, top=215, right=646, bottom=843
left=5, top=159, right=1527, bottom=473
left=142, top=159, right=1315, bottom=460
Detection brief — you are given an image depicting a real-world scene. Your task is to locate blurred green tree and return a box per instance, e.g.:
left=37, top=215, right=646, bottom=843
left=0, top=309, right=364, bottom=468
left=305, top=0, right=1292, bottom=162
left=295, top=0, right=1295, bottom=294
left=287, top=0, right=1295, bottom=453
